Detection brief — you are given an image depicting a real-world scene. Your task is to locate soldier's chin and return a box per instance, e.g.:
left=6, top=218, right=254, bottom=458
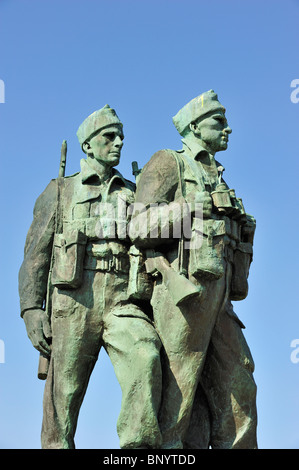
left=109, top=153, right=121, bottom=164
left=218, top=141, right=228, bottom=151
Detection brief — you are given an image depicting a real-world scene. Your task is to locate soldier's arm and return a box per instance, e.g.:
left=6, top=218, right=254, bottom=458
left=18, top=179, right=57, bottom=317
left=129, top=150, right=190, bottom=249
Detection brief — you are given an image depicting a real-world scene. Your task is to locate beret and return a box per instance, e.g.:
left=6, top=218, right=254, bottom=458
left=172, top=90, right=226, bottom=135
left=77, top=105, right=122, bottom=147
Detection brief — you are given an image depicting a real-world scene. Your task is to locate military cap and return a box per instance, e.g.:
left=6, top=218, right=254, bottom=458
left=77, top=105, right=123, bottom=147
left=172, top=90, right=226, bottom=135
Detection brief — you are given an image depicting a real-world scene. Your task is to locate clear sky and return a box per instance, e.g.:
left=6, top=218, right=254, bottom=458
left=0, top=0, right=298, bottom=449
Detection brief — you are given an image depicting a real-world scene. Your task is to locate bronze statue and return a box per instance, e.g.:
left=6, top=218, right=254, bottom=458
left=129, top=90, right=257, bottom=449
left=19, top=105, right=163, bottom=449
left=19, top=94, right=257, bottom=449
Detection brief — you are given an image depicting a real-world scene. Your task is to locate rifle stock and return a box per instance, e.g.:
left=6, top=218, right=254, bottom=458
left=145, top=249, right=202, bottom=307
left=38, top=352, right=50, bottom=380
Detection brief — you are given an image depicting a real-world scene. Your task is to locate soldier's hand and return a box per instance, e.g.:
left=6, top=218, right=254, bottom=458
left=23, top=309, right=52, bottom=356
left=187, top=191, right=212, bottom=218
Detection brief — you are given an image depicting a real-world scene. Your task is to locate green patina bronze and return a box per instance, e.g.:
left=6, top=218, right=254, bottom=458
left=19, top=105, right=163, bottom=449
left=19, top=93, right=257, bottom=449
left=129, top=90, right=257, bottom=449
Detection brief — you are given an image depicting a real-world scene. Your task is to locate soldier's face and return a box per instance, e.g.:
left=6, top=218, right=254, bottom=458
left=87, top=125, right=124, bottom=167
left=195, top=111, right=232, bottom=153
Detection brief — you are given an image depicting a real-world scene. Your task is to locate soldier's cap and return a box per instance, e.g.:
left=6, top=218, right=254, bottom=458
left=76, top=105, right=123, bottom=148
left=172, top=90, right=226, bottom=135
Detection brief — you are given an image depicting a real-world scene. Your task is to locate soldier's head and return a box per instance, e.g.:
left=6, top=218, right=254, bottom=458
left=77, top=105, right=124, bottom=168
left=172, top=90, right=232, bottom=155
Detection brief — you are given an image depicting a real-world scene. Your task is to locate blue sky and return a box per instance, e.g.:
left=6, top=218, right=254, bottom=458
left=0, top=0, right=298, bottom=449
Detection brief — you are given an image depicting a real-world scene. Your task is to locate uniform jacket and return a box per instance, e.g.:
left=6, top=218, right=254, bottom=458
left=129, top=140, right=255, bottom=303
left=130, top=140, right=229, bottom=250
left=18, top=158, right=135, bottom=316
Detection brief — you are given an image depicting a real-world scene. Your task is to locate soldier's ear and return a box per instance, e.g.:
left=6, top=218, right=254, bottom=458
left=189, top=122, right=200, bottom=136
left=82, top=141, right=92, bottom=154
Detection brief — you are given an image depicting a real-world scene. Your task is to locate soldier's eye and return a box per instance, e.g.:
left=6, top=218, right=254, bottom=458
left=104, top=133, right=115, bottom=140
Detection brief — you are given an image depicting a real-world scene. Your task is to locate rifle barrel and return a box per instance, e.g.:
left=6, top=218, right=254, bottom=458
left=58, top=140, right=67, bottom=178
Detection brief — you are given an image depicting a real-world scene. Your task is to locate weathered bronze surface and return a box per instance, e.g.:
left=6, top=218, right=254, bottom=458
left=19, top=105, right=163, bottom=449
left=19, top=93, right=257, bottom=449
left=130, top=90, right=257, bottom=449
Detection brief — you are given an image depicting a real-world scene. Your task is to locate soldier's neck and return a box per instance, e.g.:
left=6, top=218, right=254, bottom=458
left=86, top=156, right=113, bottom=181
left=183, top=135, right=215, bottom=164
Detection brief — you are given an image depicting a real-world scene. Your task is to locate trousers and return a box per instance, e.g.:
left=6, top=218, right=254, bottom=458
left=185, top=300, right=257, bottom=449
left=151, top=261, right=257, bottom=449
left=41, top=269, right=162, bottom=449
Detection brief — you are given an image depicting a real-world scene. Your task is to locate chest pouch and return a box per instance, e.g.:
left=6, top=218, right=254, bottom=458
left=51, top=230, right=88, bottom=289
left=188, top=218, right=228, bottom=281
left=127, top=245, right=153, bottom=301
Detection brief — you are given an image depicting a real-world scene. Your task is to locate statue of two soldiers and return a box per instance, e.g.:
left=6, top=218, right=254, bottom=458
left=19, top=91, right=258, bottom=449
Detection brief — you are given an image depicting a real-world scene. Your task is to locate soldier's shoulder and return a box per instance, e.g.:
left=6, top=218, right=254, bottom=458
left=33, top=178, right=57, bottom=214
left=63, top=171, right=80, bottom=179
left=135, top=149, right=181, bottom=202
left=113, top=168, right=136, bottom=192
left=56, top=172, right=81, bottom=192
left=59, top=172, right=80, bottom=186
left=123, top=178, right=136, bottom=192
left=46, top=172, right=80, bottom=186
left=150, top=148, right=183, bottom=159
left=143, top=148, right=181, bottom=173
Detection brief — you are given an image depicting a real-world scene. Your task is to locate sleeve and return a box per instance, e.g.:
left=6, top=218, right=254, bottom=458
left=134, top=150, right=180, bottom=206
left=128, top=150, right=190, bottom=249
left=18, top=179, right=57, bottom=316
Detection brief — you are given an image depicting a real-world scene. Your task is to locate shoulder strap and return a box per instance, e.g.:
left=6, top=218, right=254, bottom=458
left=163, top=150, right=189, bottom=276
left=164, top=149, right=186, bottom=199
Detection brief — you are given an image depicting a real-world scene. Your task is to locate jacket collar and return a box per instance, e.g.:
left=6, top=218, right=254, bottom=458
left=181, top=138, right=211, bottom=162
left=80, top=158, right=124, bottom=184
left=75, top=159, right=128, bottom=203
left=180, top=139, right=224, bottom=189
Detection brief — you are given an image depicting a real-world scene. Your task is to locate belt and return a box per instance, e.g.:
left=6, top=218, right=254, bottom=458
left=84, top=253, right=130, bottom=273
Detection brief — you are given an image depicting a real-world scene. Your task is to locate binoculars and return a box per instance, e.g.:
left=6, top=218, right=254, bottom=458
left=211, top=182, right=247, bottom=223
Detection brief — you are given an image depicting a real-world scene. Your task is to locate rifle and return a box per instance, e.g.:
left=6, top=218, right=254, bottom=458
left=131, top=161, right=142, bottom=186
left=38, top=140, right=67, bottom=380
left=145, top=249, right=202, bottom=306
left=131, top=161, right=202, bottom=307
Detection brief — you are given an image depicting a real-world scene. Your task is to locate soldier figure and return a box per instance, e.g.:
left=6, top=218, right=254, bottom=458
left=19, top=105, right=163, bottom=449
left=129, top=90, right=258, bottom=449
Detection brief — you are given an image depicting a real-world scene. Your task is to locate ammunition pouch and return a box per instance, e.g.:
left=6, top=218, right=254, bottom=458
left=189, top=218, right=228, bottom=281
left=83, top=240, right=130, bottom=273
left=230, top=241, right=253, bottom=300
left=230, top=214, right=255, bottom=300
left=127, top=246, right=153, bottom=301
left=51, top=230, right=88, bottom=289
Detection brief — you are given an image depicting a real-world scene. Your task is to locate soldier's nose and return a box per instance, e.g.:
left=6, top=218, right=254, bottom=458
left=226, top=126, right=232, bottom=134
left=114, top=136, right=123, bottom=148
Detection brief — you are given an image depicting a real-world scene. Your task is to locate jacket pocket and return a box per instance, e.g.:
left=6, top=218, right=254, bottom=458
left=127, top=245, right=153, bottom=301
left=51, top=230, right=88, bottom=289
left=189, top=218, right=228, bottom=280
